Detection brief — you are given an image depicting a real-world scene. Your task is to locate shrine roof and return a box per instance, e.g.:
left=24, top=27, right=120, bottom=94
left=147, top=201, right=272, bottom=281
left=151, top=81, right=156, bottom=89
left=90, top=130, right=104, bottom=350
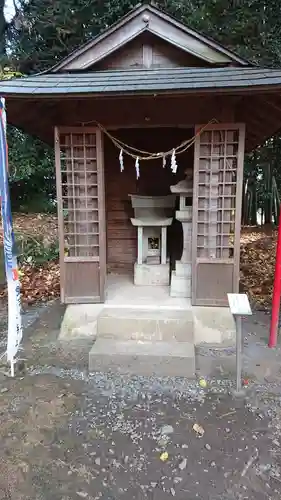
left=1, top=67, right=281, bottom=96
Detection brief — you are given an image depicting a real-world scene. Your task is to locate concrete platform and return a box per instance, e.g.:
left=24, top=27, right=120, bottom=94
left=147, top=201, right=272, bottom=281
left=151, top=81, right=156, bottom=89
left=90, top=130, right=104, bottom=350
left=105, top=274, right=191, bottom=310
left=58, top=274, right=236, bottom=377
left=89, top=338, right=195, bottom=377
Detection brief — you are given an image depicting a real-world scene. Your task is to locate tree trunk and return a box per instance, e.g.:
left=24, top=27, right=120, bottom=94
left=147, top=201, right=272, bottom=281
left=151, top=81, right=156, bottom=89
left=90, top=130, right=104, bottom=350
left=0, top=0, right=6, bottom=58
left=264, top=164, right=273, bottom=224
left=251, top=188, right=258, bottom=226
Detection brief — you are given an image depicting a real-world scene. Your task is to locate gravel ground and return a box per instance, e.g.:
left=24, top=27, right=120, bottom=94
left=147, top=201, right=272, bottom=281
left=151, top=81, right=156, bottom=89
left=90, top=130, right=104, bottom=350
left=0, top=301, right=280, bottom=499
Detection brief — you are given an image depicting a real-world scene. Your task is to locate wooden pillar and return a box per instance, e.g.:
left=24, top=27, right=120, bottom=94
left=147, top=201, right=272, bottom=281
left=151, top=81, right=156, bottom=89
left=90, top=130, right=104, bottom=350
left=161, top=226, right=167, bottom=265
left=137, top=226, right=143, bottom=265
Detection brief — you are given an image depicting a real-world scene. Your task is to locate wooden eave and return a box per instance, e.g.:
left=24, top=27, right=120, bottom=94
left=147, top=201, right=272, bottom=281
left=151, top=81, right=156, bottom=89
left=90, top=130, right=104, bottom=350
left=4, top=88, right=281, bottom=153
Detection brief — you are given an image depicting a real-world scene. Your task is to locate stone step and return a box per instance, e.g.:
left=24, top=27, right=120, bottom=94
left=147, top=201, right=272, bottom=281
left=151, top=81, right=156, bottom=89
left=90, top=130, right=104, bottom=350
left=170, top=272, right=191, bottom=298
left=97, top=307, right=194, bottom=343
left=89, top=339, right=195, bottom=377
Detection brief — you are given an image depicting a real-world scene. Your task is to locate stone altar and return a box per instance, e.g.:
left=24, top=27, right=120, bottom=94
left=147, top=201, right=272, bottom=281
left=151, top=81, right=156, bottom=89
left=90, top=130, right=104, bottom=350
left=170, top=169, right=193, bottom=297
left=129, top=194, right=176, bottom=285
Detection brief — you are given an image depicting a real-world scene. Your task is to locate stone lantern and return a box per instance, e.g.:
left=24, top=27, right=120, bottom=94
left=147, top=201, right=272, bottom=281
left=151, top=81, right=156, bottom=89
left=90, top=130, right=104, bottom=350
left=129, top=194, right=176, bottom=285
left=170, top=168, right=193, bottom=297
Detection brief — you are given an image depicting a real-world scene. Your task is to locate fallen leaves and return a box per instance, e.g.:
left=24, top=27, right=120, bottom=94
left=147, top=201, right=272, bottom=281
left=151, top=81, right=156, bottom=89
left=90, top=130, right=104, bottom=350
left=0, top=261, right=60, bottom=306
left=0, top=213, right=58, bottom=248
left=192, top=423, right=205, bottom=437
left=240, top=226, right=277, bottom=309
left=160, top=452, right=169, bottom=462
left=199, top=378, right=207, bottom=388
left=0, top=213, right=60, bottom=306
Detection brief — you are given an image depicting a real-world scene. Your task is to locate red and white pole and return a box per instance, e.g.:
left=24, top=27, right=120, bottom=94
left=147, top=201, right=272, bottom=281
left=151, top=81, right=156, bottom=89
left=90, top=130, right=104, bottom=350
left=269, top=212, right=281, bottom=347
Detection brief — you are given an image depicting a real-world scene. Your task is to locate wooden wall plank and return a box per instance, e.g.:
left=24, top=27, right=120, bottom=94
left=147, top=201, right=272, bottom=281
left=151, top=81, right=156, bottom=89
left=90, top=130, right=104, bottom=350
left=95, top=33, right=208, bottom=70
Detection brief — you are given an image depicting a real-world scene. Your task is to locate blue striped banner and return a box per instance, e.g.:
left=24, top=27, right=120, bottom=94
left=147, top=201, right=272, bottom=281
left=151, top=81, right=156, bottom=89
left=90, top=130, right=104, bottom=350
left=0, top=98, right=22, bottom=364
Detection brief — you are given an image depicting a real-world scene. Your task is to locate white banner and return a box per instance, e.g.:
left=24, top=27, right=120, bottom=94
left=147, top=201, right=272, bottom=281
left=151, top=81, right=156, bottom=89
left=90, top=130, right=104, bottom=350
left=0, top=97, right=22, bottom=371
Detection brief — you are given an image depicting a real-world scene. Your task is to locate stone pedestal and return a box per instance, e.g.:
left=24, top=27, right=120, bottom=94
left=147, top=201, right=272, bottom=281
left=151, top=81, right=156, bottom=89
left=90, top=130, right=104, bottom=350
left=129, top=195, right=176, bottom=286
left=134, top=262, right=170, bottom=286
left=170, top=171, right=193, bottom=298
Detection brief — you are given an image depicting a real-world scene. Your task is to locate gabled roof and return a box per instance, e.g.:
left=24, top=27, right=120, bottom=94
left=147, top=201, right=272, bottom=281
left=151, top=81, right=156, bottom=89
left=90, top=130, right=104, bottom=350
left=51, top=3, right=250, bottom=72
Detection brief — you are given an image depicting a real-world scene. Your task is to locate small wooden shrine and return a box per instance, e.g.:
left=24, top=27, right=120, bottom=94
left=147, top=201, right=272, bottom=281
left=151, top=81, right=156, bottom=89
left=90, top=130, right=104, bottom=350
left=2, top=3, right=281, bottom=311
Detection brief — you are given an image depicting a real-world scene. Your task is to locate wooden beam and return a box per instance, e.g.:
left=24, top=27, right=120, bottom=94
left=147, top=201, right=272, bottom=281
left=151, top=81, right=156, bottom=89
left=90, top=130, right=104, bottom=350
left=239, top=96, right=276, bottom=125
left=262, top=95, right=281, bottom=113
left=245, top=116, right=268, bottom=136
left=237, top=94, right=281, bottom=148
left=9, top=91, right=281, bottom=149
left=254, top=96, right=281, bottom=126
left=6, top=98, right=58, bottom=144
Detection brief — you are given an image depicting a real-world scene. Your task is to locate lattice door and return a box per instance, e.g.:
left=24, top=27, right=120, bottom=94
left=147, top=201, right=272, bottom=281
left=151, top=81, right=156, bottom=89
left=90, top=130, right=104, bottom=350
left=192, top=124, right=245, bottom=306
left=55, top=127, right=106, bottom=303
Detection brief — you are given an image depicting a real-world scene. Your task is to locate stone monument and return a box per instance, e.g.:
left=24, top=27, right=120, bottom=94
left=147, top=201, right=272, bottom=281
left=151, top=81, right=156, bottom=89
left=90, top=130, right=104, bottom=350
left=170, top=168, right=193, bottom=297
left=129, top=194, right=176, bottom=285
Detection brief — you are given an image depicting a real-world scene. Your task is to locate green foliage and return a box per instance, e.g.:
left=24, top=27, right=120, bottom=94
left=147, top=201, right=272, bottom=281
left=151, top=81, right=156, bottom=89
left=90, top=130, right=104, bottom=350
left=0, top=67, right=21, bottom=79
left=243, top=137, right=281, bottom=225
left=10, top=0, right=142, bottom=72
left=9, top=0, right=281, bottom=73
left=7, top=126, right=56, bottom=212
left=0, top=68, right=55, bottom=212
left=242, top=162, right=280, bottom=226
left=242, top=136, right=281, bottom=225
left=181, top=0, right=281, bottom=66
left=17, top=234, right=59, bottom=266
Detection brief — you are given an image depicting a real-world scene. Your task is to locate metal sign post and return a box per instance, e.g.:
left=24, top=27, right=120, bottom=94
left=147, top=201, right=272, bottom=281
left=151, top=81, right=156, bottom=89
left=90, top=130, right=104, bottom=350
left=227, top=293, right=252, bottom=397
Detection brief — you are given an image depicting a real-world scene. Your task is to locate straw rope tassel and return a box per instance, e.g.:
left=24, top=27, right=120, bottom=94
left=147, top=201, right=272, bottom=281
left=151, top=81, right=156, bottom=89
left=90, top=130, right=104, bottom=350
left=171, top=149, right=178, bottom=173
left=119, top=148, right=124, bottom=172
left=135, top=157, right=140, bottom=179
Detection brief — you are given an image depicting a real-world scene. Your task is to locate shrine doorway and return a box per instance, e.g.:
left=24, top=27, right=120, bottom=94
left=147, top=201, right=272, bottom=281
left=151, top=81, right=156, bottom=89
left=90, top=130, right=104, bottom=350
left=104, top=127, right=194, bottom=278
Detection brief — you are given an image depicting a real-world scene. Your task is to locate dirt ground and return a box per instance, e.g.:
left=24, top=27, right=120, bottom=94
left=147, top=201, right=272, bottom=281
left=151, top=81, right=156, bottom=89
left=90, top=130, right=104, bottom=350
left=0, top=302, right=280, bottom=499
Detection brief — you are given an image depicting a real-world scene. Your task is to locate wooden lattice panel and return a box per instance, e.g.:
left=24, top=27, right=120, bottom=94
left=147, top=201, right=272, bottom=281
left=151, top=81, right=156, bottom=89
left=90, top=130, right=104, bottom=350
left=55, top=126, right=106, bottom=304
left=59, top=132, right=99, bottom=258
left=196, top=128, right=239, bottom=260
left=192, top=124, right=245, bottom=306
